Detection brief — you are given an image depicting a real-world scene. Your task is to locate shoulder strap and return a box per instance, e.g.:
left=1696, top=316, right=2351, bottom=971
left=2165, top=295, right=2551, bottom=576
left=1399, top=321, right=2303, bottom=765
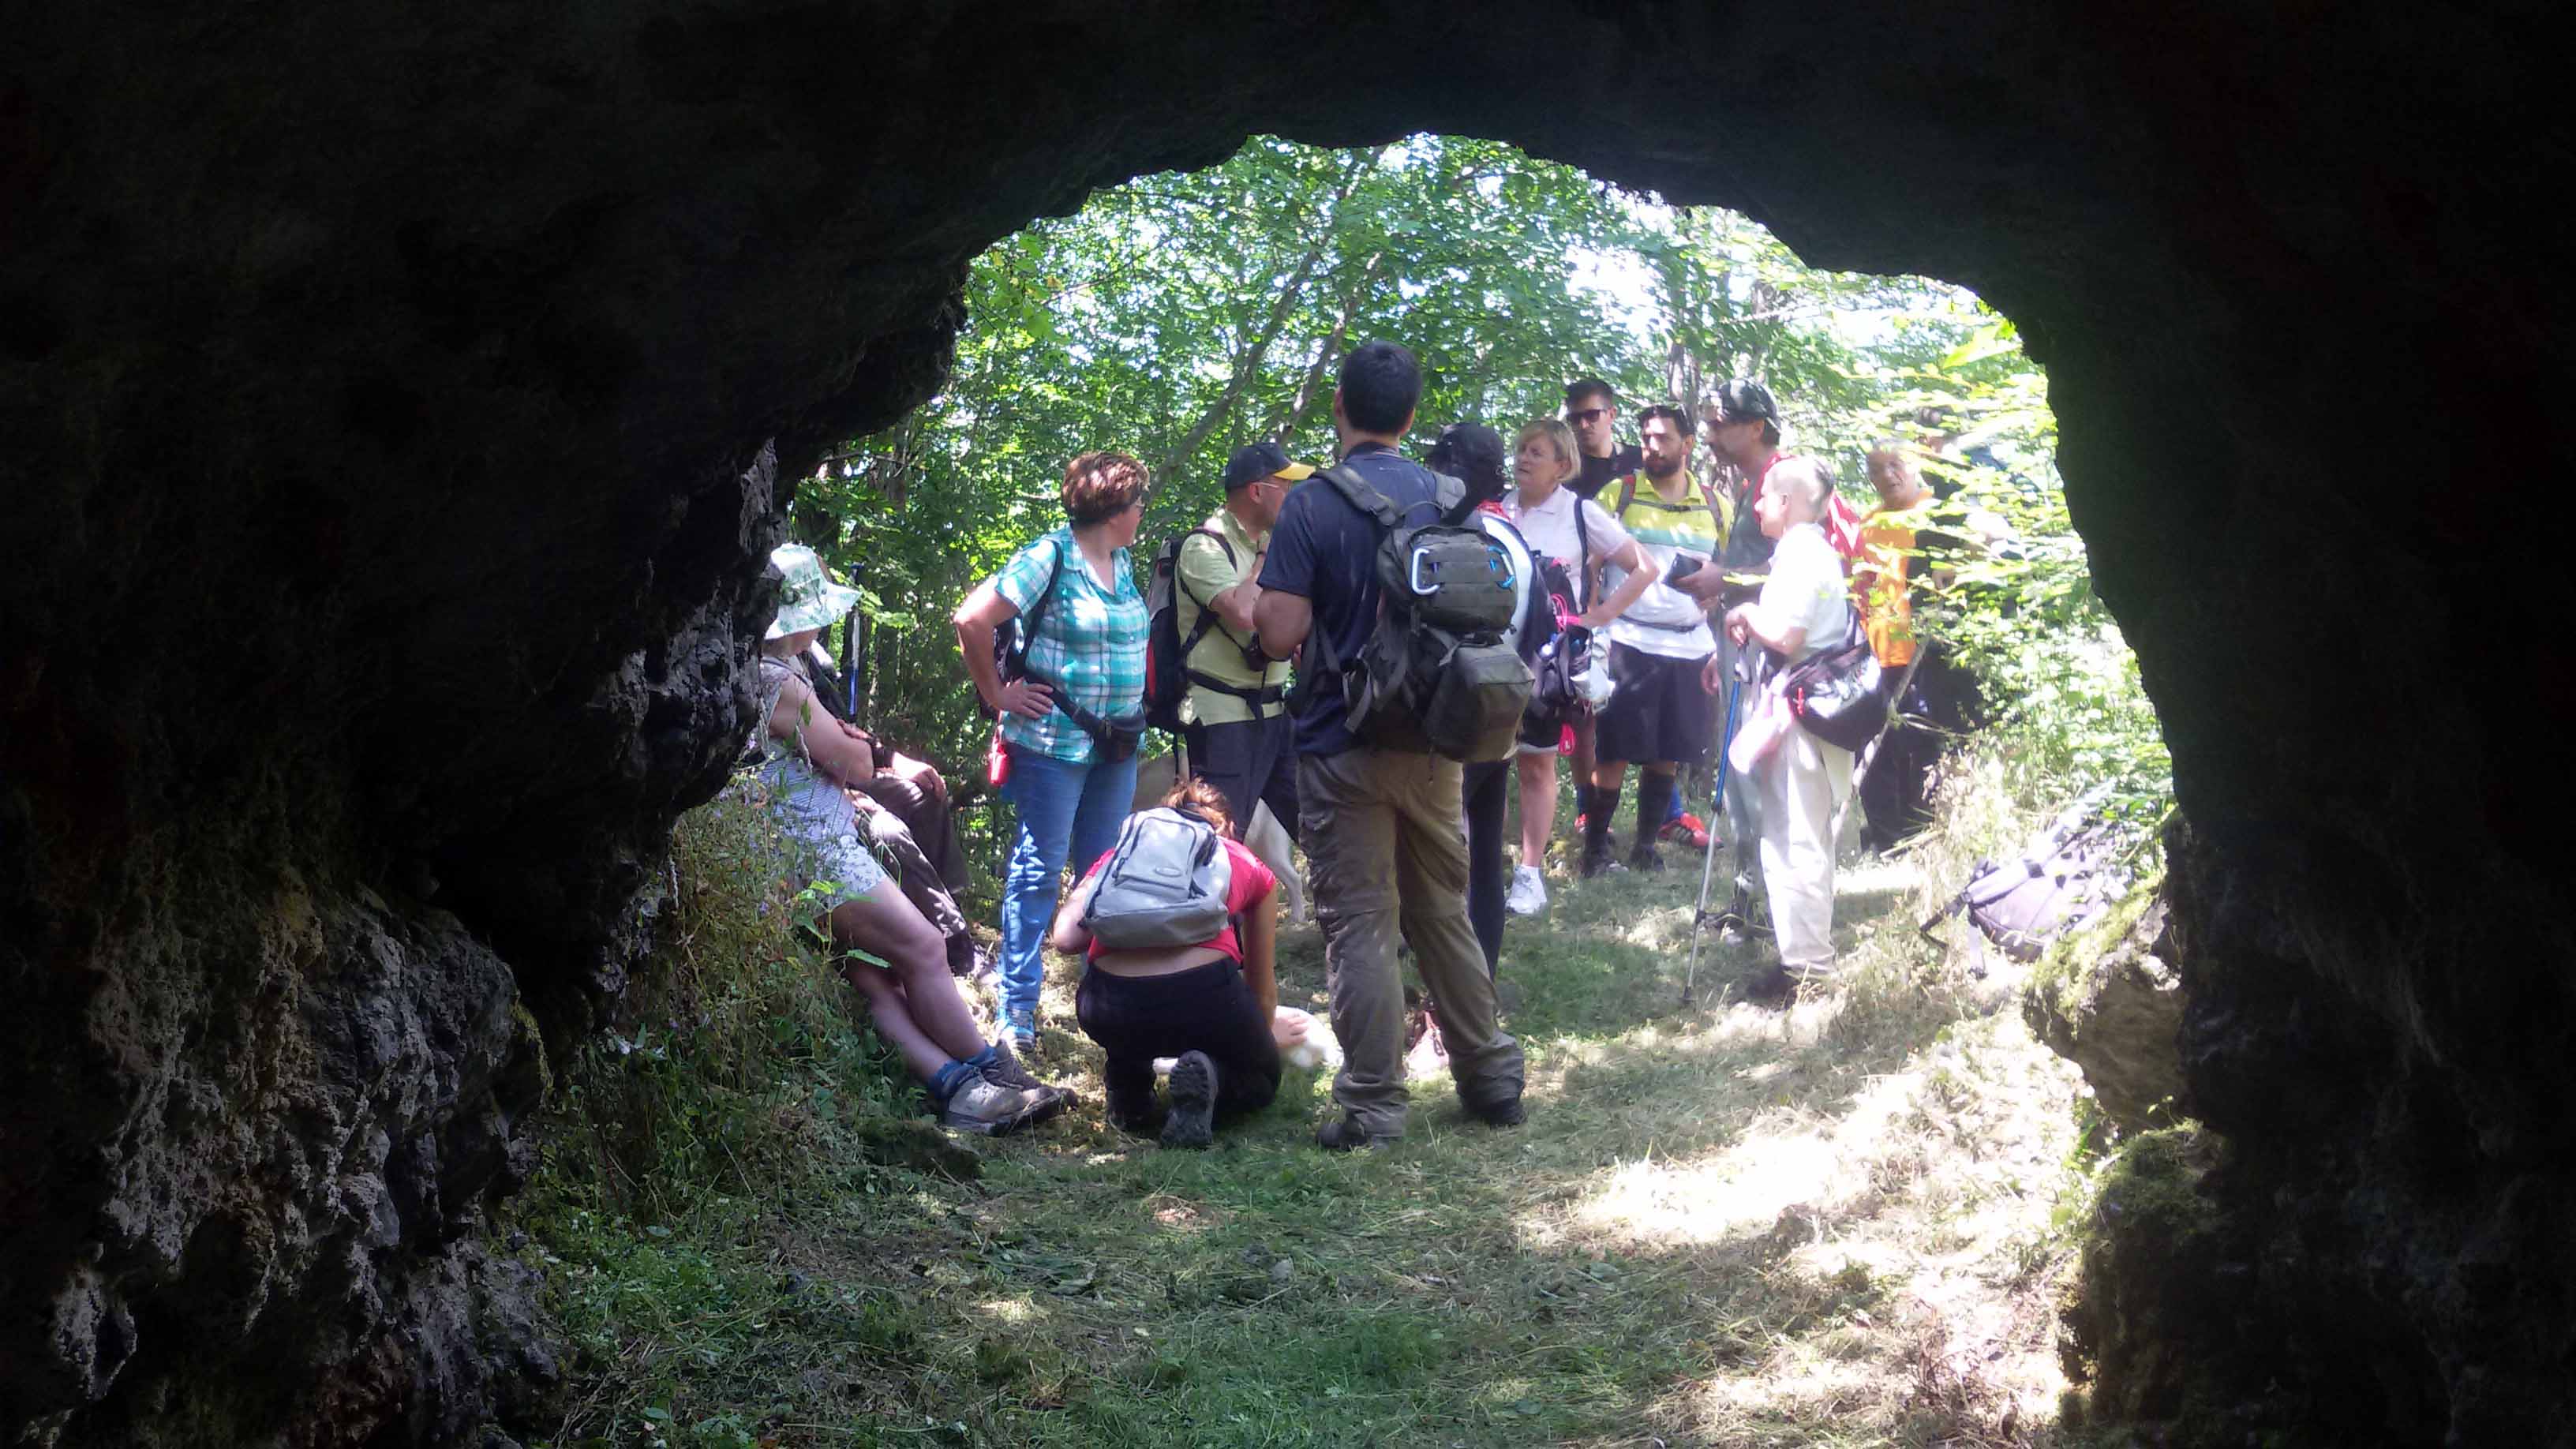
left=1701, top=474, right=1728, bottom=541
left=1615, top=473, right=1637, bottom=519
left=1316, top=463, right=1410, bottom=533
left=1175, top=527, right=1238, bottom=653
left=1572, top=489, right=1593, bottom=609
left=1173, top=527, right=1234, bottom=605
left=1428, top=470, right=1476, bottom=527
left=1022, top=536, right=1067, bottom=640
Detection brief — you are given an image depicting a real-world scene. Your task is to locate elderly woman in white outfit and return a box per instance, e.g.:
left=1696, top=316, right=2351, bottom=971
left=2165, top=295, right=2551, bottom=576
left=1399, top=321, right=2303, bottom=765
left=1707, top=459, right=1855, bottom=985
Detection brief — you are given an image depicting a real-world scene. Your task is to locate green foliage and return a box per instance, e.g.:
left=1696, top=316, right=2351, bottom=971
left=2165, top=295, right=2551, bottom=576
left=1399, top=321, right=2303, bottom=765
left=1844, top=338, right=2174, bottom=842
left=509, top=784, right=937, bottom=1444
left=796, top=131, right=2170, bottom=889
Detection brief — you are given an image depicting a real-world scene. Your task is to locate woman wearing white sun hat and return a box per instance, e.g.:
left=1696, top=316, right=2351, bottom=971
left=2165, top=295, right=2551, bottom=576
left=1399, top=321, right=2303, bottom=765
left=756, top=543, right=1072, bottom=1134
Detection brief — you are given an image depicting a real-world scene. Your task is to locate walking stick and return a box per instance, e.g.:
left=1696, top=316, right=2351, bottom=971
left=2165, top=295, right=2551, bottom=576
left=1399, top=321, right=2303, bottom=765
left=1682, top=674, right=1743, bottom=1009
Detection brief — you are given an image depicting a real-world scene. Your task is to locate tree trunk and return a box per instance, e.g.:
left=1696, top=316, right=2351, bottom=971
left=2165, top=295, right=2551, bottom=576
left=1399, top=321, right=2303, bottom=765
left=1272, top=249, right=1381, bottom=445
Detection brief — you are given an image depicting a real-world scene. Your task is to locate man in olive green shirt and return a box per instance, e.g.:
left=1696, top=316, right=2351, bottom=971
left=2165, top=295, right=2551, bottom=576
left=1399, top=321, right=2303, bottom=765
left=1178, top=440, right=1311, bottom=841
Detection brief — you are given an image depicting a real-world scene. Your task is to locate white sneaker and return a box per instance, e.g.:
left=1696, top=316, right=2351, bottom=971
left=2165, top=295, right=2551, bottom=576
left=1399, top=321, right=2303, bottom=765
left=1506, top=865, right=1548, bottom=916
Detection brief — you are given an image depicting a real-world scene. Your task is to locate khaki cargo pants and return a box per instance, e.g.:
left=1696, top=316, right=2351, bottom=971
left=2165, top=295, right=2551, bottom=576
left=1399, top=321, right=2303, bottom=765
left=1299, top=747, right=1526, bottom=1140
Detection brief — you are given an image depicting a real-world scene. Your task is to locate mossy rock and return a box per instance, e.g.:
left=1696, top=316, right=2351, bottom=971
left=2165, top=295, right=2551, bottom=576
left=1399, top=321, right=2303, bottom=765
left=2024, top=873, right=2186, bottom=1132
left=2060, top=1125, right=2237, bottom=1430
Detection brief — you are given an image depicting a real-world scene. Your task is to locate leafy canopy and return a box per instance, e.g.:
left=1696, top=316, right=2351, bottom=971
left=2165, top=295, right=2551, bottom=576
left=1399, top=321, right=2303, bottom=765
left=796, top=133, right=2168, bottom=873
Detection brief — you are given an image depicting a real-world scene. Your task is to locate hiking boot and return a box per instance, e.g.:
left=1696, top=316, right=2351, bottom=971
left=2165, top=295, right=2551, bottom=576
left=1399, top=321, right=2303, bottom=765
left=1002, top=1005, right=1038, bottom=1051
left=1782, top=959, right=1839, bottom=987
left=1661, top=811, right=1712, bottom=849
left=1316, top=1116, right=1393, bottom=1153
left=1504, top=864, right=1548, bottom=916
left=1744, top=960, right=1801, bottom=1008
left=1160, top=1050, right=1218, bottom=1150
left=1463, top=1092, right=1526, bottom=1128
left=1626, top=845, right=1663, bottom=873
left=984, top=1041, right=1074, bottom=1121
left=1578, top=847, right=1624, bottom=880
left=1106, top=1076, right=1164, bottom=1136
left=938, top=1067, right=1050, bottom=1136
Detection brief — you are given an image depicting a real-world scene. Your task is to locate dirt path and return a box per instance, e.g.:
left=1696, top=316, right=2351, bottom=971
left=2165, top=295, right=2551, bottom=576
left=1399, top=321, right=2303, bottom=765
left=830, top=850, right=2087, bottom=1447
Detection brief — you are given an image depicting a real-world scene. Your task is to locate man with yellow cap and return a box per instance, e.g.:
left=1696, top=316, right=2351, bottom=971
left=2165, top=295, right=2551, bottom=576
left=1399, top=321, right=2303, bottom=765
left=1174, top=440, right=1312, bottom=841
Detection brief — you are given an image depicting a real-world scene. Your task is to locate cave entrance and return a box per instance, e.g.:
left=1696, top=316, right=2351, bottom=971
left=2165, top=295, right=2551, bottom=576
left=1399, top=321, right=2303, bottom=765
left=783, top=134, right=2168, bottom=878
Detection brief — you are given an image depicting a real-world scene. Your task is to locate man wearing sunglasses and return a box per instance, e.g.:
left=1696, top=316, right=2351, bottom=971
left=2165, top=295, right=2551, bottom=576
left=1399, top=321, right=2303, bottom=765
left=1563, top=377, right=1646, bottom=504
left=1559, top=378, right=1645, bottom=834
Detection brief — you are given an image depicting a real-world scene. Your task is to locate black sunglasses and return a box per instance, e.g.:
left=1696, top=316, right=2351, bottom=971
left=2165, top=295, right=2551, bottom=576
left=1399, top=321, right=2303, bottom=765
left=1566, top=406, right=1609, bottom=425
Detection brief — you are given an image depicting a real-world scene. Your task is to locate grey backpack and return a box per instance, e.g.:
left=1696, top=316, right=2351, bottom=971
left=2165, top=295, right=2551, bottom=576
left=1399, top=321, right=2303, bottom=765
left=1307, top=463, right=1534, bottom=762
left=1083, top=807, right=1234, bottom=949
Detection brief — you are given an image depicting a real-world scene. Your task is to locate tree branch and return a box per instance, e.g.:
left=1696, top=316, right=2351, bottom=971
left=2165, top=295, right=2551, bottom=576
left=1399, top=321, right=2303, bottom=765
left=1153, top=147, right=1379, bottom=487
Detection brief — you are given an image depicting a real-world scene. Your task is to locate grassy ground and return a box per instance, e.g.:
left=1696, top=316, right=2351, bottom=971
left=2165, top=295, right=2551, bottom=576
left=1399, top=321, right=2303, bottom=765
left=515, top=766, right=2095, bottom=1448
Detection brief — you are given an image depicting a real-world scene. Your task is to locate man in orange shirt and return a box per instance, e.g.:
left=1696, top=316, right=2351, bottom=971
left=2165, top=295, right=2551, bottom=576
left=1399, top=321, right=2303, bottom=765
left=1852, top=442, right=1955, bottom=849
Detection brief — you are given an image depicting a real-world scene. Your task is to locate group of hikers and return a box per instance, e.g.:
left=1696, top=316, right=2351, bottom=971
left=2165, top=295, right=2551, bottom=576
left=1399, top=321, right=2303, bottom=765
left=748, top=339, right=1973, bottom=1151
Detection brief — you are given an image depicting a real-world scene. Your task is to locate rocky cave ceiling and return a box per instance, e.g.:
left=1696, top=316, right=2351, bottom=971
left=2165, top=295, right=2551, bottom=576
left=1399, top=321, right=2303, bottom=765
left=4, top=1, right=2571, bottom=1443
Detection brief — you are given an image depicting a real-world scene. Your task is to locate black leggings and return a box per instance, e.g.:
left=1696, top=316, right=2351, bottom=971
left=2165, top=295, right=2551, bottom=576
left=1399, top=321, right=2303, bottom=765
left=1462, top=758, right=1511, bottom=975
left=1075, top=959, right=1281, bottom=1130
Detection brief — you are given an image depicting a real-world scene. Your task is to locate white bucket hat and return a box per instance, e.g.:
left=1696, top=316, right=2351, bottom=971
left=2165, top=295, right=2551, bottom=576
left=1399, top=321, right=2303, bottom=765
left=765, top=543, right=861, bottom=639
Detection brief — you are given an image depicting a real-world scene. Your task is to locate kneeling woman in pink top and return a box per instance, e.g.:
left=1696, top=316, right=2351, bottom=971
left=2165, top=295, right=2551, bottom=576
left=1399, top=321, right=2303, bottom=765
left=1050, top=778, right=1288, bottom=1148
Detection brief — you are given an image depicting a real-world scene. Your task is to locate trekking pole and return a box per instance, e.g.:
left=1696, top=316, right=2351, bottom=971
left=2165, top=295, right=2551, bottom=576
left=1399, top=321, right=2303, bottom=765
left=1681, top=674, right=1743, bottom=1009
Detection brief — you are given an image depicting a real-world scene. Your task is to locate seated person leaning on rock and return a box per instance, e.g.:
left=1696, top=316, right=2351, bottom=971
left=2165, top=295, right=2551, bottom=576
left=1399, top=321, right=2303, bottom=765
left=797, top=639, right=987, bottom=979
left=754, top=544, right=1071, bottom=1134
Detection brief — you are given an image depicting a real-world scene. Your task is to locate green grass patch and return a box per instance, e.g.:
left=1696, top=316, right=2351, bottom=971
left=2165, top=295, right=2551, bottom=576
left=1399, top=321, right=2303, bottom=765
left=507, top=759, right=2109, bottom=1448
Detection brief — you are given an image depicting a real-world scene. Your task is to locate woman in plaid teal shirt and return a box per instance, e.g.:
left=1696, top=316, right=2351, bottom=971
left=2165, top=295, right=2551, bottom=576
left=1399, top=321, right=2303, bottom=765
left=955, top=451, right=1151, bottom=1044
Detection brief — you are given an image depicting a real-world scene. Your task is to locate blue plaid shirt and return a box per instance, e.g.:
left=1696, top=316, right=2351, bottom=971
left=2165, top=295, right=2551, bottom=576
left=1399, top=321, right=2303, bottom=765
left=992, top=527, right=1147, bottom=763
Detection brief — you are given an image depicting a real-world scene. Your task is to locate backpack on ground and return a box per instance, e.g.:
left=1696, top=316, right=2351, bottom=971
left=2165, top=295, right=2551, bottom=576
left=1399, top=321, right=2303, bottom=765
left=1309, top=464, right=1533, bottom=762
left=1083, top=807, right=1234, bottom=949
left=1143, top=528, right=1279, bottom=734
left=1920, top=788, right=2130, bottom=960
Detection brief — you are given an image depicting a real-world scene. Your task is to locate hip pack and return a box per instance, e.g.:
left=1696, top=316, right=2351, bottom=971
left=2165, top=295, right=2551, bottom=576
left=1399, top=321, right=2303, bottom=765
left=1310, top=464, right=1533, bottom=762
left=1083, top=807, right=1234, bottom=949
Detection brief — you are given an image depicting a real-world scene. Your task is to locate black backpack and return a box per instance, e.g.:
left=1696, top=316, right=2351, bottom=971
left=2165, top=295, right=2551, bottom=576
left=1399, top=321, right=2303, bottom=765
left=976, top=540, right=1062, bottom=721
left=1307, top=464, right=1533, bottom=762
left=1143, top=528, right=1282, bottom=734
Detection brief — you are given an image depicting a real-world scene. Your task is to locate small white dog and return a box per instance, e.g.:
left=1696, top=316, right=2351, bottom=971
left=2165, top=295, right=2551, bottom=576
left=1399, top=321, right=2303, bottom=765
left=1153, top=1009, right=1335, bottom=1076
left=1129, top=751, right=1305, bottom=923
left=1271, top=1006, right=1335, bottom=1072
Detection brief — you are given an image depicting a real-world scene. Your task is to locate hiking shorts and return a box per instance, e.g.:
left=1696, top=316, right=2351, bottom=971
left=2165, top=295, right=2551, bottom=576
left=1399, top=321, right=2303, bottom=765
left=1593, top=642, right=1715, bottom=766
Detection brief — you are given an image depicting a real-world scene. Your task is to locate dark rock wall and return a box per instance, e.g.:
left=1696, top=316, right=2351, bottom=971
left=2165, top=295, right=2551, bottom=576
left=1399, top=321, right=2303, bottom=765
left=4, top=1, right=2570, bottom=1443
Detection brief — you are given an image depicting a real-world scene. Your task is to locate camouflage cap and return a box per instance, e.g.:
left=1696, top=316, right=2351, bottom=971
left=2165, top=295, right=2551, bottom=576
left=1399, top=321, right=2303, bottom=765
left=765, top=543, right=862, bottom=640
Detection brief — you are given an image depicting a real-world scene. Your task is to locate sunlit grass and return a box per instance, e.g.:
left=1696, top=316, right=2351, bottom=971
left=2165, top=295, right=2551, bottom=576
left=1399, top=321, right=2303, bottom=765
left=513, top=758, right=2099, bottom=1448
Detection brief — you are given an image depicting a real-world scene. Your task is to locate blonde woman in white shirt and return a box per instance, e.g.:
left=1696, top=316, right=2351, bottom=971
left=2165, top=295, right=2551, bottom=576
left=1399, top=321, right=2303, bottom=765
left=1504, top=418, right=1659, bottom=902
left=1715, top=458, right=1855, bottom=990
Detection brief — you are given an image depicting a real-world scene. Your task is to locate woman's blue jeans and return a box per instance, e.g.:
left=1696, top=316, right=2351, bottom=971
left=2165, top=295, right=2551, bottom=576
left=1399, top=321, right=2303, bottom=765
left=997, top=745, right=1140, bottom=1020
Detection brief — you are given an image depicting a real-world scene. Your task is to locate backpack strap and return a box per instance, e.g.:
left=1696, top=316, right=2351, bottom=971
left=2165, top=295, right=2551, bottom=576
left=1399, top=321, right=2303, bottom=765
left=1572, top=487, right=1594, bottom=611
left=1010, top=537, right=1067, bottom=675
left=1174, top=527, right=1239, bottom=657
left=1429, top=470, right=1476, bottom=527
left=1174, top=529, right=1288, bottom=710
left=1315, top=462, right=1412, bottom=533
left=1615, top=473, right=1637, bottom=519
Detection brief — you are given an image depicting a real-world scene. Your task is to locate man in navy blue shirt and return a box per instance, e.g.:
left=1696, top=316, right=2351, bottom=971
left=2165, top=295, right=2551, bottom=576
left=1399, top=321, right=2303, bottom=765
left=1257, top=342, right=1527, bottom=1151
